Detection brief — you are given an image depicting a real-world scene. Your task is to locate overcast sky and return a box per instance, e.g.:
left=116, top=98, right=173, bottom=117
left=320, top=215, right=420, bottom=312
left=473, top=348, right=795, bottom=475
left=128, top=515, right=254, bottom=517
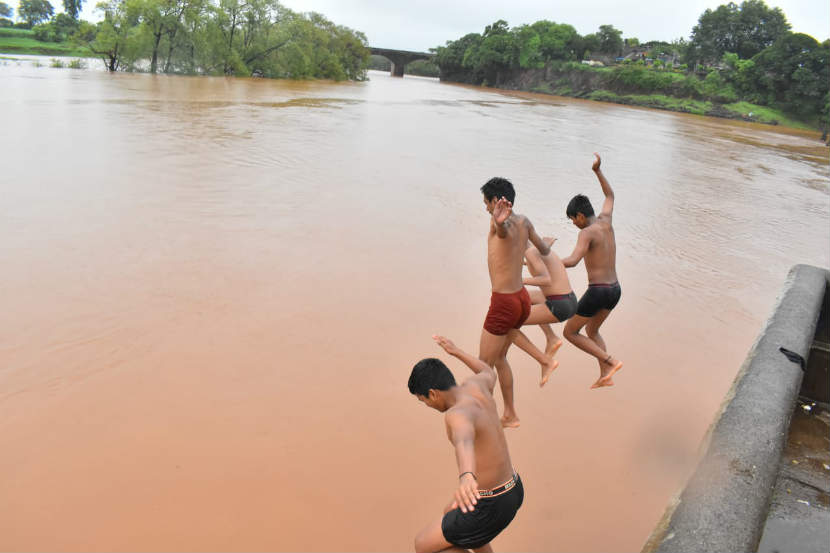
left=75, top=0, right=828, bottom=51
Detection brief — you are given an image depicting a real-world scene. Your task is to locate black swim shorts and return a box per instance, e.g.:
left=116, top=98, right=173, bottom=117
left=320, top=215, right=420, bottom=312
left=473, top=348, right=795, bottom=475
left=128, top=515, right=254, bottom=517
left=442, top=474, right=524, bottom=550
left=545, top=292, right=578, bottom=322
left=576, top=282, right=621, bottom=318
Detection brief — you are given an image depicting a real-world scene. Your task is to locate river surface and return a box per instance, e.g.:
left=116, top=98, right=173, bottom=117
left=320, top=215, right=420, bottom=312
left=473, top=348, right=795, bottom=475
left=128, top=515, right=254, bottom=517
left=1, top=60, right=828, bottom=552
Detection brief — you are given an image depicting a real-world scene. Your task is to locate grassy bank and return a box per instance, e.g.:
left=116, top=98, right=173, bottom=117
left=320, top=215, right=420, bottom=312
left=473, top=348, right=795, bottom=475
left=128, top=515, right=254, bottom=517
left=580, top=90, right=814, bottom=130
left=510, top=63, right=820, bottom=132
left=0, top=28, right=92, bottom=58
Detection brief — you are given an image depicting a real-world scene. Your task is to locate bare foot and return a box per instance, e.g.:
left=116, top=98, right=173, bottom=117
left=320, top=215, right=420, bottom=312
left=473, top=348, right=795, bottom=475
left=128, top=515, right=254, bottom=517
left=597, top=358, right=623, bottom=386
left=545, top=339, right=563, bottom=358
left=590, top=376, right=615, bottom=389
left=540, top=359, right=559, bottom=388
left=501, top=415, right=521, bottom=428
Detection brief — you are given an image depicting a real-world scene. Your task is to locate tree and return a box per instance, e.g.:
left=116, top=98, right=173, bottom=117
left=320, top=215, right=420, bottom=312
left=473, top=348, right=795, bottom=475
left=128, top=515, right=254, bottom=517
left=435, top=32, right=482, bottom=82
left=0, top=1, right=12, bottom=17
left=688, top=0, right=790, bottom=64
left=530, top=20, right=579, bottom=61
left=748, top=33, right=829, bottom=117
left=18, top=0, right=53, bottom=26
left=63, top=0, right=82, bottom=18
left=574, top=33, right=599, bottom=60
left=85, top=0, right=142, bottom=71
left=468, top=19, right=513, bottom=84
left=596, top=24, right=622, bottom=55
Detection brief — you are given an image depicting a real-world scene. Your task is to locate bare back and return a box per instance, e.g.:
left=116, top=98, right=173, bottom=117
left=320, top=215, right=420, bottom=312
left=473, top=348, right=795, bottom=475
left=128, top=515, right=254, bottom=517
left=526, top=246, right=572, bottom=296
left=582, top=214, right=618, bottom=284
left=487, top=213, right=531, bottom=293
left=445, top=380, right=514, bottom=489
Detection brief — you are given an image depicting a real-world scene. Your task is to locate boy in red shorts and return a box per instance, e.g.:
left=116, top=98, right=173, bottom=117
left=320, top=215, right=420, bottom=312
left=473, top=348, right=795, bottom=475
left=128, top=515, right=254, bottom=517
left=479, top=177, right=552, bottom=428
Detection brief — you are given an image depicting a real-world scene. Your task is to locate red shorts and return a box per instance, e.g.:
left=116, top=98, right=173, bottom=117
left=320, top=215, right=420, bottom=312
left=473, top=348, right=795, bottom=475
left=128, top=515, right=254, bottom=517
left=483, top=288, right=531, bottom=336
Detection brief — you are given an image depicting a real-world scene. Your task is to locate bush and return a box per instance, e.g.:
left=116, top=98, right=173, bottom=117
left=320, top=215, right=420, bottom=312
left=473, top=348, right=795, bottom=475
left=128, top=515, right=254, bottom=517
left=50, top=57, right=63, bottom=67
left=32, top=22, right=55, bottom=41
left=701, top=70, right=737, bottom=102
left=67, top=57, right=85, bottom=69
left=0, top=17, right=12, bottom=27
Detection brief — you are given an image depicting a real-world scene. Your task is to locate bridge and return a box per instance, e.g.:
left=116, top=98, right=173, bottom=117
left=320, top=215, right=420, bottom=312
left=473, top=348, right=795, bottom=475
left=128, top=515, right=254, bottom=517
left=369, top=47, right=435, bottom=77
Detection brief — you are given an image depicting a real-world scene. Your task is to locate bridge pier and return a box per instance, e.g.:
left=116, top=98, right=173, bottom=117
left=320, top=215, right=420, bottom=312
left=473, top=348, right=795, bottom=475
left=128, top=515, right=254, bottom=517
left=391, top=63, right=405, bottom=77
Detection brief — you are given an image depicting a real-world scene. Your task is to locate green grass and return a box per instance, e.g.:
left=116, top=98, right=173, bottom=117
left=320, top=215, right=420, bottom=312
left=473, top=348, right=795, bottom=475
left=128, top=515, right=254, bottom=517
left=0, top=28, right=36, bottom=38
left=587, top=90, right=712, bottom=115
left=581, top=91, right=817, bottom=130
left=0, top=28, right=92, bottom=57
left=721, top=101, right=815, bottom=130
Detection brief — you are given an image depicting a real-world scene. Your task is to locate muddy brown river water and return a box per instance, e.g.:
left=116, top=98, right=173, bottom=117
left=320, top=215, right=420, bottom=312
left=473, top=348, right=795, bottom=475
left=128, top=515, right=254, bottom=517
left=1, top=62, right=828, bottom=551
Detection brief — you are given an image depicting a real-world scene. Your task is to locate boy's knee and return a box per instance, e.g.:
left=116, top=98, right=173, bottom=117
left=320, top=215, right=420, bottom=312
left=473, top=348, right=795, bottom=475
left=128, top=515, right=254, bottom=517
left=479, top=356, right=496, bottom=368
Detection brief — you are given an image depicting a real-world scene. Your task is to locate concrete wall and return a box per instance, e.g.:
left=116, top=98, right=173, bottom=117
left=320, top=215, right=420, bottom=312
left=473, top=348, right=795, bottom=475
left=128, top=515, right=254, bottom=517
left=642, top=264, right=829, bottom=553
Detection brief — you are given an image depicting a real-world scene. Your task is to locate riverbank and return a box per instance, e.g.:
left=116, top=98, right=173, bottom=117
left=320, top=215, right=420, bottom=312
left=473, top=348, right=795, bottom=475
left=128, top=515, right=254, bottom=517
left=441, top=63, right=821, bottom=133
left=0, top=28, right=91, bottom=57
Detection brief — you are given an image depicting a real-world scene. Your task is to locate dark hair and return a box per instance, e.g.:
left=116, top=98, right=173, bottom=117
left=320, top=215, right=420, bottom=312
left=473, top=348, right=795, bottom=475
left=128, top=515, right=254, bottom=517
left=480, top=177, right=515, bottom=204
left=566, top=194, right=594, bottom=218
left=408, top=358, right=456, bottom=396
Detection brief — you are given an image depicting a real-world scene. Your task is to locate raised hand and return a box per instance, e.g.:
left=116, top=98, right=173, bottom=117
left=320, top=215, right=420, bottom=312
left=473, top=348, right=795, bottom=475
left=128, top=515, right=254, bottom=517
left=433, top=334, right=460, bottom=357
left=592, top=152, right=602, bottom=172
left=493, top=196, right=513, bottom=225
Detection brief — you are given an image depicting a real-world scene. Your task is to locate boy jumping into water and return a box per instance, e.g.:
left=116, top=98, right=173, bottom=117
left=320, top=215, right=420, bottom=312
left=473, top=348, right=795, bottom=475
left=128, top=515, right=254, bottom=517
left=410, top=335, right=524, bottom=553
left=479, top=178, right=553, bottom=428
left=561, top=153, right=623, bottom=389
left=510, top=239, right=578, bottom=387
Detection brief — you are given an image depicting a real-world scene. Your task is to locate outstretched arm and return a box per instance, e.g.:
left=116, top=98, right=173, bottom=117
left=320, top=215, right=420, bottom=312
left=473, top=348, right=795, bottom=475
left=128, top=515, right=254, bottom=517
left=593, top=153, right=614, bottom=219
left=433, top=335, right=496, bottom=393
left=523, top=248, right=552, bottom=288
left=526, top=219, right=551, bottom=256
left=561, top=230, right=590, bottom=268
left=492, top=197, right=512, bottom=239
left=445, top=411, right=480, bottom=513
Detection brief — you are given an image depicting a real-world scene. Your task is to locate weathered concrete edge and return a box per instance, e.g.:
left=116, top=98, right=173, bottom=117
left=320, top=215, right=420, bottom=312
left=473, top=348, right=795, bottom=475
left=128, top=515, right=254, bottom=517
left=642, top=264, right=829, bottom=553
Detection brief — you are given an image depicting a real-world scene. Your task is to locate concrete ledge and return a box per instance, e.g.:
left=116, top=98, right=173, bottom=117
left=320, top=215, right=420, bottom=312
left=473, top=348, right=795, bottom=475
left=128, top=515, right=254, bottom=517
left=642, top=264, right=829, bottom=553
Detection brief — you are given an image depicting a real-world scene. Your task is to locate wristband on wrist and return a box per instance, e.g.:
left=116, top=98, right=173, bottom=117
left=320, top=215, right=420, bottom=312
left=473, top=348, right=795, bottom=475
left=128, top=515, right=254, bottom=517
left=459, top=471, right=477, bottom=481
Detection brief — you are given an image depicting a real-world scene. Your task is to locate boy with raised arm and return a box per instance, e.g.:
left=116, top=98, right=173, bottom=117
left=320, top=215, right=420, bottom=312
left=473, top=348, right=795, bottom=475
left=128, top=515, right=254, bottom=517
left=561, top=153, right=623, bottom=389
left=410, top=335, right=524, bottom=553
left=479, top=177, right=553, bottom=428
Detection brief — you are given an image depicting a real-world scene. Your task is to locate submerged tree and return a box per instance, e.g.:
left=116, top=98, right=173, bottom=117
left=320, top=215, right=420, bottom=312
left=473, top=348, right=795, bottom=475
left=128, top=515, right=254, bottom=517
left=73, top=0, right=368, bottom=79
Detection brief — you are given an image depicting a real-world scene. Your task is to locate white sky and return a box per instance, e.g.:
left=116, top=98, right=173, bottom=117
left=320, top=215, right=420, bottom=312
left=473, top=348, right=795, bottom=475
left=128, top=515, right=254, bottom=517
left=70, top=0, right=828, bottom=52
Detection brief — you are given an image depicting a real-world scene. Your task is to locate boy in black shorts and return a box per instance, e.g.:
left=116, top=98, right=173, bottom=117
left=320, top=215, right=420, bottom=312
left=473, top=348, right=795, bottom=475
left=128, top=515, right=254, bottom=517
left=410, top=335, right=524, bottom=553
left=561, top=153, right=624, bottom=389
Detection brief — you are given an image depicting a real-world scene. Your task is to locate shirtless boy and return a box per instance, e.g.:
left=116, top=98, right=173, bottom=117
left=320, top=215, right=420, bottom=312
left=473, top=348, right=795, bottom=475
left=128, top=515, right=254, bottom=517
left=510, top=240, right=578, bottom=387
left=561, top=153, right=623, bottom=389
left=410, top=335, right=524, bottom=553
left=479, top=177, right=553, bottom=428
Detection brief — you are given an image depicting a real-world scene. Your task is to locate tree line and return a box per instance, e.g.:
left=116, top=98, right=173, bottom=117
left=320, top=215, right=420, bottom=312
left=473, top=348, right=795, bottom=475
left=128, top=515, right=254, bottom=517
left=433, top=0, right=829, bottom=125
left=1, top=0, right=370, bottom=80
